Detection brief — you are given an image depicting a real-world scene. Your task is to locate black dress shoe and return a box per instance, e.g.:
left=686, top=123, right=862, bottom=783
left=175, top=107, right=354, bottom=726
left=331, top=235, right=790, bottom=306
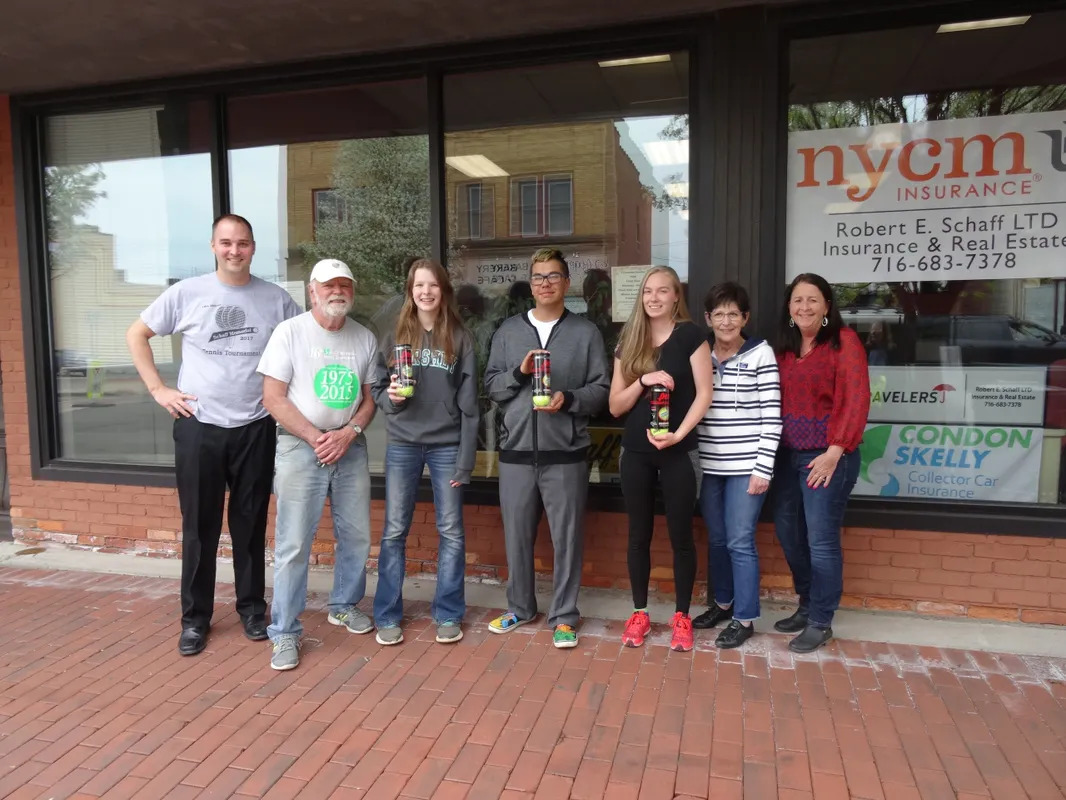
left=178, top=628, right=207, bottom=656
left=692, top=604, right=733, bottom=630
left=242, top=615, right=269, bottom=641
left=715, top=620, right=754, bottom=649
left=788, top=625, right=833, bottom=653
left=773, top=608, right=809, bottom=633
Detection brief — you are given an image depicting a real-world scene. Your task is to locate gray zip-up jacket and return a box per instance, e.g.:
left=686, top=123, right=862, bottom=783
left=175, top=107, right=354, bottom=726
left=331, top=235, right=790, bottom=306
left=484, top=310, right=610, bottom=465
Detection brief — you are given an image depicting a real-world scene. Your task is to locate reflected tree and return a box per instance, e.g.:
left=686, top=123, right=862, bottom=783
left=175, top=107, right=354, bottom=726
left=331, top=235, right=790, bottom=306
left=298, top=137, right=432, bottom=296
left=45, top=164, right=106, bottom=277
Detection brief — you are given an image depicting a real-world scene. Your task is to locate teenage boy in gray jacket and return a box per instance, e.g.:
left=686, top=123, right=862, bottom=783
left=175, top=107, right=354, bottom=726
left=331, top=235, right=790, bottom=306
left=484, top=248, right=610, bottom=648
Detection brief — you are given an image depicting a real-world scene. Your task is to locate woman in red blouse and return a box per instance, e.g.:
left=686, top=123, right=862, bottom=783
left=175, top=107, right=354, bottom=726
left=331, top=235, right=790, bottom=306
left=771, top=273, right=870, bottom=653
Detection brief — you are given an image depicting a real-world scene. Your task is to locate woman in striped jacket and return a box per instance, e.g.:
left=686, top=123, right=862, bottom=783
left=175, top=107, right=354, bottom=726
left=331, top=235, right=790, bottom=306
left=692, top=282, right=782, bottom=648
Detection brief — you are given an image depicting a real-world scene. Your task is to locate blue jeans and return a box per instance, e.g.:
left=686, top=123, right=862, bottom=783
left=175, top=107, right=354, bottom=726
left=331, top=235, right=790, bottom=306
left=374, top=443, right=466, bottom=627
left=699, top=473, right=766, bottom=622
left=268, top=433, right=371, bottom=641
left=772, top=448, right=860, bottom=628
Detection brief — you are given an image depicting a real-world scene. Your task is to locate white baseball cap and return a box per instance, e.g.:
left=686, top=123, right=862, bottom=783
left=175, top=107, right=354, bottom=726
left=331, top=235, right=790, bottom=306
left=309, top=258, right=354, bottom=283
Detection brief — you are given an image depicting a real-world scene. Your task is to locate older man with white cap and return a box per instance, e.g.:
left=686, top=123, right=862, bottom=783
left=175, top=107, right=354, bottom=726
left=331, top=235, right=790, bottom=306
left=258, top=258, right=379, bottom=670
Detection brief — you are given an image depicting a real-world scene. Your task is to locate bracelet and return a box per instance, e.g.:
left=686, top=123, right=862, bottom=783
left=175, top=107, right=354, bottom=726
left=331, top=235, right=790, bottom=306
left=638, top=375, right=646, bottom=388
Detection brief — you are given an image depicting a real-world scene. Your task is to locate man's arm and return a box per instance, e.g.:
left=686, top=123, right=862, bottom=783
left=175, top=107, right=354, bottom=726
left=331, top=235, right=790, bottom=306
left=562, top=329, right=610, bottom=416
left=126, top=319, right=195, bottom=418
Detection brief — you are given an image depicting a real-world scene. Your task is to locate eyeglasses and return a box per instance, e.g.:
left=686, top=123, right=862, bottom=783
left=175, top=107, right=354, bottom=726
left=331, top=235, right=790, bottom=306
left=530, top=272, right=565, bottom=286
left=709, top=311, right=743, bottom=323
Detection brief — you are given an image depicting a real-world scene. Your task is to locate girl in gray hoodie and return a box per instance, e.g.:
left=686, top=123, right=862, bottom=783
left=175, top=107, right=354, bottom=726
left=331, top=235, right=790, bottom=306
left=370, top=259, right=479, bottom=647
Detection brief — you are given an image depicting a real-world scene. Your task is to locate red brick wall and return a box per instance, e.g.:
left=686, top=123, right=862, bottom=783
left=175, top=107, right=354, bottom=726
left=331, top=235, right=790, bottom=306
left=2, top=96, right=1064, bottom=625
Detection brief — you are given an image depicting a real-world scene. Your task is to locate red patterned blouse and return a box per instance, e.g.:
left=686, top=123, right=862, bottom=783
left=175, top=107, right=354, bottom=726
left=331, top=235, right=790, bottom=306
left=776, top=327, right=871, bottom=453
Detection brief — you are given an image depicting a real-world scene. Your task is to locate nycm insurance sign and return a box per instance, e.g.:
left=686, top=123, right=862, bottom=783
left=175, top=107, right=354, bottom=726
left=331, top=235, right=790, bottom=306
left=787, top=110, right=1066, bottom=284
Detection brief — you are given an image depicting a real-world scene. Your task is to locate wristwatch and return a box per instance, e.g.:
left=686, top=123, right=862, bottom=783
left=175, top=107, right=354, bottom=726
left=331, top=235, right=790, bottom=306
left=349, top=422, right=363, bottom=436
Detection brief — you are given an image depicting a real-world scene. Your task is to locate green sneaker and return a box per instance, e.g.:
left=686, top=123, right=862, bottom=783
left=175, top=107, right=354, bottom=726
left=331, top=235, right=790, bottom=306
left=553, top=624, right=578, bottom=649
left=328, top=606, right=373, bottom=634
left=270, top=635, right=300, bottom=671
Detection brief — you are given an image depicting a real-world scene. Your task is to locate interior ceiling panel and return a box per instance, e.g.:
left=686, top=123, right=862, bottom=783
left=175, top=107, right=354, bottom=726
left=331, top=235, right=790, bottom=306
left=790, top=11, right=1066, bottom=104
left=0, top=0, right=792, bottom=95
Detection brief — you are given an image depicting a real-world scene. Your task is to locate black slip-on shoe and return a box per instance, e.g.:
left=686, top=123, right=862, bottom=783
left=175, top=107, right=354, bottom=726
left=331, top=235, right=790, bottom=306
left=178, top=628, right=207, bottom=656
left=773, top=608, right=809, bottom=633
left=788, top=625, right=833, bottom=653
left=692, top=604, right=733, bottom=630
left=715, top=620, right=754, bottom=649
left=242, top=615, right=269, bottom=641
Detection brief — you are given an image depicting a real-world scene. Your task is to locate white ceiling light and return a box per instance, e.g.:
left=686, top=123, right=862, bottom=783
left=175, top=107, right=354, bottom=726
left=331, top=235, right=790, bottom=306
left=598, top=54, right=671, bottom=68
left=937, top=16, right=1029, bottom=33
left=445, top=155, right=509, bottom=178
left=641, top=140, right=689, bottom=166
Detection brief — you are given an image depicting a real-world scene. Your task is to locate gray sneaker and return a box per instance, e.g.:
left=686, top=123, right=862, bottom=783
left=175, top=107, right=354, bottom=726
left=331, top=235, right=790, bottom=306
left=436, top=621, right=463, bottom=644
left=375, top=625, right=404, bottom=646
left=270, top=635, right=300, bottom=671
left=328, top=606, right=373, bottom=634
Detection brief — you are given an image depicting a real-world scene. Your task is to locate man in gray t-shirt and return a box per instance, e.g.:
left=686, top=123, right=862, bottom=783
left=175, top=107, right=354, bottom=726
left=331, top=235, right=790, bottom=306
left=127, top=214, right=301, bottom=657
left=257, top=258, right=378, bottom=671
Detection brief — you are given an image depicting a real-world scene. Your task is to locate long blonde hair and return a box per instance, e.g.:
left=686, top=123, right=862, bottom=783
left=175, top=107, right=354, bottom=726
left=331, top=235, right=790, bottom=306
left=393, top=258, right=465, bottom=364
left=616, top=266, right=692, bottom=383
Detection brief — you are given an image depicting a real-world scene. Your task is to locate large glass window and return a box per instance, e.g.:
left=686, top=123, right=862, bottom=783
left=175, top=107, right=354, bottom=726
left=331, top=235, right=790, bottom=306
left=228, top=79, right=429, bottom=474
left=788, top=13, right=1066, bottom=507
left=43, top=101, right=214, bottom=465
left=445, top=53, right=690, bottom=483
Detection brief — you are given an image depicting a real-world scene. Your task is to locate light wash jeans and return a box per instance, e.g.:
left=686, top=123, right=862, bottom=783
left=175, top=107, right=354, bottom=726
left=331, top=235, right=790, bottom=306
left=267, top=432, right=371, bottom=641
left=374, top=443, right=466, bottom=627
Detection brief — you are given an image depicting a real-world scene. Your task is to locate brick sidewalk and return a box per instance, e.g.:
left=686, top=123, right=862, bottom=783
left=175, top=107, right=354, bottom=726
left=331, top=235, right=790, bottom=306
left=1, top=568, right=1065, bottom=799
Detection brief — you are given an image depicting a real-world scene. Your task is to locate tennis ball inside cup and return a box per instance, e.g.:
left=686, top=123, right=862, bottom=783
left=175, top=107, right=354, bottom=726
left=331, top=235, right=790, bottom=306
left=533, top=395, right=551, bottom=407
left=396, top=385, right=415, bottom=398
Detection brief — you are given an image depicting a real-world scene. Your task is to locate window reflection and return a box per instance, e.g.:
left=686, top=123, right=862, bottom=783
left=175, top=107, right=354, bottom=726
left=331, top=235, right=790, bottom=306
left=445, top=53, right=690, bottom=483
left=228, top=80, right=430, bottom=475
left=789, top=17, right=1066, bottom=505
left=44, top=102, right=214, bottom=464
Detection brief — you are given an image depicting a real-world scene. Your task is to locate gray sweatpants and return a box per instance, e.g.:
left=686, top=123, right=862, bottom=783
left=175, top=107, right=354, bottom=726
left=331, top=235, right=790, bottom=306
left=498, top=460, right=589, bottom=628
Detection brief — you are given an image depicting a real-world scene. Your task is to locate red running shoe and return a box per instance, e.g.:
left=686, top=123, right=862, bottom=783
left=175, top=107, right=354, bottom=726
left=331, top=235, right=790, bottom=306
left=622, top=611, right=651, bottom=647
left=670, top=611, right=694, bottom=652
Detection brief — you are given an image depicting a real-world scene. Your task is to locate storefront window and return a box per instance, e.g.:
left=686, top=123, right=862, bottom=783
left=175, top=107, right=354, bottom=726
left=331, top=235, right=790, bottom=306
left=788, top=15, right=1066, bottom=506
left=227, top=80, right=429, bottom=475
left=43, top=101, right=214, bottom=465
left=444, top=52, right=690, bottom=483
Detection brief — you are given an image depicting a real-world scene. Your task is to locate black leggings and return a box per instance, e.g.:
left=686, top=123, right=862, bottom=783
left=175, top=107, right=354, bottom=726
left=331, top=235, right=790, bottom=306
left=620, top=446, right=699, bottom=613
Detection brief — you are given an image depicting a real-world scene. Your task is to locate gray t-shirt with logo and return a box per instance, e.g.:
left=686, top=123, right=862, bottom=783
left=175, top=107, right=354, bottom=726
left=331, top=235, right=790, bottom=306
left=256, top=312, right=378, bottom=430
left=141, top=272, right=302, bottom=428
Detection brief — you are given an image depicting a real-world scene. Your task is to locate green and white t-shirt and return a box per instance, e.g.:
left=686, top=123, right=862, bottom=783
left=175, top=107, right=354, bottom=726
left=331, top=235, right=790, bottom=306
left=257, top=312, right=378, bottom=430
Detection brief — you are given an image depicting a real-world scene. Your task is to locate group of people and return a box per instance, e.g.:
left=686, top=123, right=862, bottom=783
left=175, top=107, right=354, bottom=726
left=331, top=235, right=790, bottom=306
left=127, top=214, right=870, bottom=672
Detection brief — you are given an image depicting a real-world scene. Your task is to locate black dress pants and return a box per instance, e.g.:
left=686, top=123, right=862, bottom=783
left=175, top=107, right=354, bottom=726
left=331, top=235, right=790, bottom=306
left=174, top=415, right=276, bottom=630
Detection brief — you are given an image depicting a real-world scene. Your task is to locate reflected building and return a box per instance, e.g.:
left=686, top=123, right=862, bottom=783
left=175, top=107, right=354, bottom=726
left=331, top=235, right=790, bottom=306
left=50, top=225, right=174, bottom=367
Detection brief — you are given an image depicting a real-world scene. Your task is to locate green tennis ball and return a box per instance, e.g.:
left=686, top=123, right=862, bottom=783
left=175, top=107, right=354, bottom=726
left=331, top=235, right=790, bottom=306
left=650, top=428, right=670, bottom=437
left=533, top=395, right=552, bottom=408
left=396, top=385, right=415, bottom=398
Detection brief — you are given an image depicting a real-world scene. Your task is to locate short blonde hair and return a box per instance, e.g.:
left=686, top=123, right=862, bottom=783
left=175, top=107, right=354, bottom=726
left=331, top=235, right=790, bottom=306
left=530, top=247, right=569, bottom=278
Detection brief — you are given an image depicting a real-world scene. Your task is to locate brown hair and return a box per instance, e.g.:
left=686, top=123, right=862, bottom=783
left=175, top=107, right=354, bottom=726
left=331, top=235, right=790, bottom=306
left=393, top=258, right=466, bottom=364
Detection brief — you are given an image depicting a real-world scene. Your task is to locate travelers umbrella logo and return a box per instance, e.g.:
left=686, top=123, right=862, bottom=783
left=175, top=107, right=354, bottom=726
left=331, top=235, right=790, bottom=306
left=933, top=383, right=956, bottom=402
left=210, top=305, right=259, bottom=342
